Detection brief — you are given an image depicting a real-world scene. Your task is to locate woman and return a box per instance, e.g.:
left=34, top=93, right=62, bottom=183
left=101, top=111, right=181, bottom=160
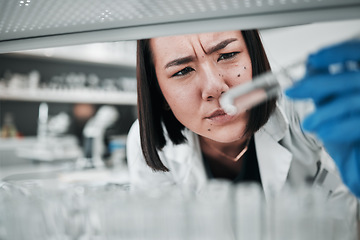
left=126, top=30, right=358, bottom=235
left=129, top=30, right=279, bottom=186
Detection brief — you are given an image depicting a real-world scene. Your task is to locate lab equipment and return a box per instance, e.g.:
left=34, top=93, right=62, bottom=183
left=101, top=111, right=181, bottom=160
left=108, top=135, right=127, bottom=168
left=82, top=105, right=119, bottom=168
left=220, top=37, right=360, bottom=116
left=0, top=180, right=354, bottom=240
left=0, top=113, right=18, bottom=138
left=15, top=103, right=81, bottom=162
left=37, top=102, right=49, bottom=141
left=286, top=38, right=360, bottom=198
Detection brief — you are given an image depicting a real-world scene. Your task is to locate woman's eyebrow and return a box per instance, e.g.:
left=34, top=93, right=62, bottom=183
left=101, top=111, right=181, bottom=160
left=206, top=38, right=238, bottom=54
left=165, top=55, right=195, bottom=69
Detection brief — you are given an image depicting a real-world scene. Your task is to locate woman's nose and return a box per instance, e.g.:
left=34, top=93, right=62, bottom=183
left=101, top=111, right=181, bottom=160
left=201, top=65, right=229, bottom=101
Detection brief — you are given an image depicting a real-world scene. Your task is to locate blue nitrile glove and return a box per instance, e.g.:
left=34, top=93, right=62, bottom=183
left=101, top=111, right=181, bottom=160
left=286, top=38, right=360, bottom=197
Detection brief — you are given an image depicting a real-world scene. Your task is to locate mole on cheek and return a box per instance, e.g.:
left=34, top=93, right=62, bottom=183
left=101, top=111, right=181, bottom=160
left=207, top=129, right=211, bottom=131
left=237, top=74, right=241, bottom=77
left=243, top=66, right=247, bottom=70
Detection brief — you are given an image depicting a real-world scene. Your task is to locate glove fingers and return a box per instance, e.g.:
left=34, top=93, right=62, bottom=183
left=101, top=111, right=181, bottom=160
left=303, top=93, right=360, bottom=131
left=286, top=71, right=360, bottom=101
left=307, top=39, right=360, bottom=69
left=307, top=116, right=360, bottom=143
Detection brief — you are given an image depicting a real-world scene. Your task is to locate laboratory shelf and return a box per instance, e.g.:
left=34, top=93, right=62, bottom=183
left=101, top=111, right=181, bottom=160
left=0, top=88, right=137, bottom=105
left=1, top=0, right=360, bottom=53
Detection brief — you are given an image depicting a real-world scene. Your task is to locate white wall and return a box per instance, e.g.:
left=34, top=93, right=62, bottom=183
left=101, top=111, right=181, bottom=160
left=260, top=19, right=360, bottom=71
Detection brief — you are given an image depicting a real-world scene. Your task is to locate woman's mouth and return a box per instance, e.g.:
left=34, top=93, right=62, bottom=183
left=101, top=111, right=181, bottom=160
left=205, top=109, right=235, bottom=124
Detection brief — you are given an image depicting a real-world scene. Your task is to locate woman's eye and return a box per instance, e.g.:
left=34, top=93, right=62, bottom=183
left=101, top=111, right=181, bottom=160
left=172, top=67, right=194, bottom=77
left=217, top=52, right=239, bottom=62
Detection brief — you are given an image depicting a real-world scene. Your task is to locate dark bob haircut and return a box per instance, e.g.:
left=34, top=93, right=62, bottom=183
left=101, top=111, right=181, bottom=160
left=137, top=30, right=277, bottom=172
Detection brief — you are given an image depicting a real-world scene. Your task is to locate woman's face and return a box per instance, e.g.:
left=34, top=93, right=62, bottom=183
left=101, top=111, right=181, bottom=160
left=151, top=31, right=252, bottom=143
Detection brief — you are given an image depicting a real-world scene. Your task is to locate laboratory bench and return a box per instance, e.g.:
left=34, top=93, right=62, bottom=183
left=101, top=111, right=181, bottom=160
left=0, top=136, right=130, bottom=184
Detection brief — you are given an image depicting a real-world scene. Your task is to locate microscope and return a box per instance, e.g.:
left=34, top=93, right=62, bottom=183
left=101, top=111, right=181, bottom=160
left=82, top=105, right=119, bottom=168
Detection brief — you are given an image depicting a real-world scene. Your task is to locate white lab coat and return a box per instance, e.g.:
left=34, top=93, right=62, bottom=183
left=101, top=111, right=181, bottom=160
left=126, top=96, right=358, bottom=238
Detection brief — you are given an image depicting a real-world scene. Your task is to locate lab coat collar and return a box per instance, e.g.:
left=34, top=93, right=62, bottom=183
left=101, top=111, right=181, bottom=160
left=260, top=102, right=289, bottom=142
left=254, top=103, right=292, bottom=200
left=181, top=130, right=208, bottom=192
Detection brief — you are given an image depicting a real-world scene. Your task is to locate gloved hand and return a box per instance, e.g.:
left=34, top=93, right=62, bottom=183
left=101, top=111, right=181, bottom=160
left=285, top=38, right=360, bottom=198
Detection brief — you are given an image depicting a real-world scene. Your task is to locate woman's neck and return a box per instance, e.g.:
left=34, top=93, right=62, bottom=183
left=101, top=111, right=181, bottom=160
left=199, top=136, right=250, bottom=162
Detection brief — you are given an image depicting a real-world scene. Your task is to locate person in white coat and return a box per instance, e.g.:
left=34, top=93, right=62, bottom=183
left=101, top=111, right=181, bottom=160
left=126, top=30, right=358, bottom=237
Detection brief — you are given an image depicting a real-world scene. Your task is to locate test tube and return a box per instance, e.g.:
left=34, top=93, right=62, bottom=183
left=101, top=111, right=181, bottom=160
left=220, top=60, right=306, bottom=115
left=220, top=40, right=360, bottom=116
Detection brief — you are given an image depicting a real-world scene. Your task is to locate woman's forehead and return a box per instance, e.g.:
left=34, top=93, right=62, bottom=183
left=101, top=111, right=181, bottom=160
left=150, top=30, right=243, bottom=58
